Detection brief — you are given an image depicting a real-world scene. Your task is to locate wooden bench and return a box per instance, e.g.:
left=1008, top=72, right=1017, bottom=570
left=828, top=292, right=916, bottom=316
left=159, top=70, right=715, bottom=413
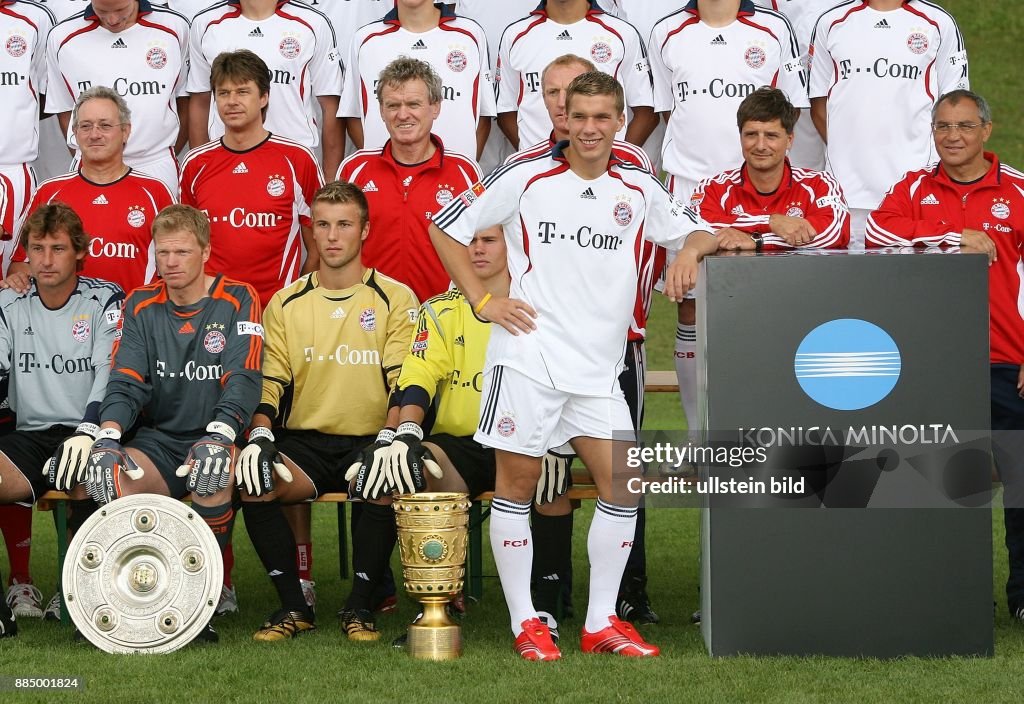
left=36, top=370, right=681, bottom=610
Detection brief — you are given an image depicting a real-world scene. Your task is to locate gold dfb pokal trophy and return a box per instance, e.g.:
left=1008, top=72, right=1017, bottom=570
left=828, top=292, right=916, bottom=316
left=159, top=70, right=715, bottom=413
left=393, top=492, right=471, bottom=660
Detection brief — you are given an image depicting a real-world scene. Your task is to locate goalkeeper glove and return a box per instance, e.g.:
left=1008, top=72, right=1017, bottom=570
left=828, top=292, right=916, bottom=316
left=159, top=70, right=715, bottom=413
left=387, top=422, right=443, bottom=495
left=535, top=452, right=572, bottom=505
left=344, top=428, right=395, bottom=500
left=176, top=422, right=237, bottom=497
left=85, top=428, right=144, bottom=505
left=236, top=426, right=292, bottom=497
left=44, top=422, right=98, bottom=491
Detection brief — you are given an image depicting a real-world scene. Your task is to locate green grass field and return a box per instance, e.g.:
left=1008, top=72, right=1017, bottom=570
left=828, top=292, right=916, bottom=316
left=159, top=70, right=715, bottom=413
left=2, top=2, right=1022, bottom=701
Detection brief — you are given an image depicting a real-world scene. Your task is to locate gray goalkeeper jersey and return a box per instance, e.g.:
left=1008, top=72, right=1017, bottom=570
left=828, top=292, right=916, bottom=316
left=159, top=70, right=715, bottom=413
left=0, top=277, right=124, bottom=431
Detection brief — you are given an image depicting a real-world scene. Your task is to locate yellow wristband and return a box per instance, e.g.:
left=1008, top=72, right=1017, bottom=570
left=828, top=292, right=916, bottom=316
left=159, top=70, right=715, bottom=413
left=474, top=292, right=492, bottom=314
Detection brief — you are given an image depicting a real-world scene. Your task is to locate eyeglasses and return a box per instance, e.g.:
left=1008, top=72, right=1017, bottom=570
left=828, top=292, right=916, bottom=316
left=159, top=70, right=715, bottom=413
left=931, top=121, right=987, bottom=135
left=73, top=122, right=124, bottom=134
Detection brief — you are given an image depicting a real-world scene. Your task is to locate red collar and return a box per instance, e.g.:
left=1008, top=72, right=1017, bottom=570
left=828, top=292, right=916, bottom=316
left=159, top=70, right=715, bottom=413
left=934, top=151, right=1002, bottom=188
left=380, top=134, right=447, bottom=170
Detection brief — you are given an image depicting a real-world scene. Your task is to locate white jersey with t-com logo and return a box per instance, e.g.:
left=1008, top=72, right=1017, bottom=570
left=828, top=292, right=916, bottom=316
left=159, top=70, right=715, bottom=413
left=188, top=0, right=342, bottom=150
left=496, top=1, right=653, bottom=150
left=650, top=0, right=807, bottom=189
left=339, top=3, right=495, bottom=162
left=809, top=0, right=968, bottom=210
left=45, top=1, right=190, bottom=163
left=433, top=144, right=709, bottom=396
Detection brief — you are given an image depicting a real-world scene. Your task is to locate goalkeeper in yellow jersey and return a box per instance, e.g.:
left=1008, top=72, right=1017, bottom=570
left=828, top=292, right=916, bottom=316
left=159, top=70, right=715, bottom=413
left=388, top=225, right=576, bottom=642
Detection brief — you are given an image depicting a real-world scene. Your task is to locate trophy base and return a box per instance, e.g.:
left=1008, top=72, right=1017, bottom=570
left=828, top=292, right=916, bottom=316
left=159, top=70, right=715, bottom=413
left=408, top=622, right=463, bottom=660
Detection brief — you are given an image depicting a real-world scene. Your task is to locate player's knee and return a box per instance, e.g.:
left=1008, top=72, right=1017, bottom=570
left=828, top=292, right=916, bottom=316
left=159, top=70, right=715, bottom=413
left=678, top=299, right=696, bottom=325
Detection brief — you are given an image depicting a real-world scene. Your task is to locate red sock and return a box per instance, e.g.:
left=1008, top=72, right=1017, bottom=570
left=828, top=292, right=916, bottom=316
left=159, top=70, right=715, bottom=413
left=296, top=542, right=312, bottom=581
left=222, top=543, right=234, bottom=589
left=0, top=504, right=33, bottom=584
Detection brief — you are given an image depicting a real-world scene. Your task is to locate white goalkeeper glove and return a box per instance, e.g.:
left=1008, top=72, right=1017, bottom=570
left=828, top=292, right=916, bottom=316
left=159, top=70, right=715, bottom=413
left=85, top=428, right=145, bottom=505
left=236, top=426, right=292, bottom=497
left=387, top=422, right=443, bottom=495
left=44, top=422, right=98, bottom=491
left=344, top=428, right=396, bottom=500
left=535, top=452, right=572, bottom=505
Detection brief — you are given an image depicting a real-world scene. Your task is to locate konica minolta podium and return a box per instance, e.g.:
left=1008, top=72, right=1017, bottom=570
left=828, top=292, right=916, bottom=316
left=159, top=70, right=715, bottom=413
left=695, top=249, right=993, bottom=657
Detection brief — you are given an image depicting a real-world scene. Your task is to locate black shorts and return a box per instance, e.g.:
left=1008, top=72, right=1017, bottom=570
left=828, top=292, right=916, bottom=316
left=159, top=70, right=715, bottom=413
left=427, top=433, right=496, bottom=499
left=128, top=426, right=202, bottom=499
left=0, top=425, right=74, bottom=502
left=276, top=429, right=374, bottom=498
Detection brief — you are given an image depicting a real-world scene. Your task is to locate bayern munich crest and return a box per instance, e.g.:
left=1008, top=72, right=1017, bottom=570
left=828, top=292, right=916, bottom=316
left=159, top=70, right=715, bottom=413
left=991, top=200, right=1011, bottom=220
left=127, top=207, right=146, bottom=229
left=496, top=416, right=516, bottom=437
left=6, top=34, right=27, bottom=58
left=146, top=47, right=168, bottom=69
left=359, top=308, right=376, bottom=332
left=72, top=318, right=91, bottom=343
left=267, top=177, right=286, bottom=197
left=613, top=201, right=633, bottom=226
left=744, top=46, right=766, bottom=69
left=906, top=32, right=929, bottom=55
left=590, top=41, right=612, bottom=64
left=435, top=189, right=453, bottom=207
left=279, top=36, right=301, bottom=59
left=786, top=206, right=805, bottom=218
left=204, top=330, right=226, bottom=354
left=447, top=50, right=467, bottom=73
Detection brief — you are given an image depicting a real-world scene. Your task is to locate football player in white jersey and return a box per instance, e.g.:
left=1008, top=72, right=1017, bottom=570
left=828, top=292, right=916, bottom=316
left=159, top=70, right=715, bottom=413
left=188, top=0, right=344, bottom=178
left=45, top=0, right=190, bottom=194
left=809, top=0, right=968, bottom=248
left=339, top=0, right=495, bottom=163
left=306, top=0, right=389, bottom=66
left=649, top=0, right=805, bottom=448
left=496, top=0, right=655, bottom=151
left=431, top=71, right=717, bottom=660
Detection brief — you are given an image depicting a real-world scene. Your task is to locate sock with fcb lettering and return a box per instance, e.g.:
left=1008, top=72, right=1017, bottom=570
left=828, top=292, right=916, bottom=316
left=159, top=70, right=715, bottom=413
left=490, top=497, right=537, bottom=636
left=675, top=323, right=699, bottom=437
left=192, top=502, right=235, bottom=552
left=585, top=500, right=638, bottom=633
left=296, top=542, right=313, bottom=582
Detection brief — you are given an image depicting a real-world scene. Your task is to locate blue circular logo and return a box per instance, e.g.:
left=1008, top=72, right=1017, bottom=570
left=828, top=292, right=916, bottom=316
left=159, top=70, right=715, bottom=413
left=794, top=319, right=901, bottom=410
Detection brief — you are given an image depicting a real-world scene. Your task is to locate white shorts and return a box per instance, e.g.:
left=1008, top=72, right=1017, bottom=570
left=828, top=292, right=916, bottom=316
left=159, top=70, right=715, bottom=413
left=0, top=163, right=37, bottom=275
left=475, top=365, right=635, bottom=457
left=664, top=173, right=700, bottom=300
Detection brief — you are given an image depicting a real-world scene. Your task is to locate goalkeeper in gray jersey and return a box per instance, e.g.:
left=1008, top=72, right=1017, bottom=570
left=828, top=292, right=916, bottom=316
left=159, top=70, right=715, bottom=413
left=83, top=205, right=264, bottom=641
left=0, top=203, right=123, bottom=638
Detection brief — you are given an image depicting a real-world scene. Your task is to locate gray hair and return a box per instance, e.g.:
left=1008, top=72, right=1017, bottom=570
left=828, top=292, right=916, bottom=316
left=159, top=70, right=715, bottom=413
left=72, top=85, right=132, bottom=127
left=376, top=56, right=443, bottom=104
left=932, top=89, right=992, bottom=124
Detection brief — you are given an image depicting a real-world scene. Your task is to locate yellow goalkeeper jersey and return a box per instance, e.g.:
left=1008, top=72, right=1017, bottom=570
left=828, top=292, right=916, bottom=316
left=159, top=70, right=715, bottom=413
left=397, top=288, right=491, bottom=437
left=259, top=269, right=418, bottom=435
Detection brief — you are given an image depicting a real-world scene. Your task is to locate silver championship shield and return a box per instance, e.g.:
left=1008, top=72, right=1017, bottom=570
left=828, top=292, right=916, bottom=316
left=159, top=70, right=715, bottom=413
left=62, top=495, right=223, bottom=654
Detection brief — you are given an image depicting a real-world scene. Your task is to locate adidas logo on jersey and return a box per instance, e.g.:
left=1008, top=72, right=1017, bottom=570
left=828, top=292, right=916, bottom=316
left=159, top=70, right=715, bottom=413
left=556, top=30, right=572, bottom=40
left=411, top=39, right=427, bottom=50
left=454, top=335, right=465, bottom=346
left=233, top=162, right=248, bottom=174
left=330, top=307, right=346, bottom=319
left=178, top=321, right=195, bottom=334
left=711, top=34, right=727, bottom=45
left=362, top=180, right=379, bottom=193
left=111, top=38, right=127, bottom=49
left=874, top=19, right=890, bottom=28
left=248, top=27, right=264, bottom=37
left=22, top=325, right=33, bottom=336
left=731, top=204, right=745, bottom=215
left=580, top=187, right=597, bottom=200
left=92, top=194, right=109, bottom=205
left=920, top=193, right=940, bottom=205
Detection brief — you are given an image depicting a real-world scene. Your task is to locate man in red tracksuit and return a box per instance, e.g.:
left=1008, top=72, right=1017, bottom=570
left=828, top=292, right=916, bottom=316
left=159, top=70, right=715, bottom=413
left=867, top=89, right=1024, bottom=623
left=690, top=86, right=850, bottom=252
left=337, top=56, right=481, bottom=303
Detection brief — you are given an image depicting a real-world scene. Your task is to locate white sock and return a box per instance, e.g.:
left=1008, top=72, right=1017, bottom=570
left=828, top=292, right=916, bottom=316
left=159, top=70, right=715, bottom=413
left=585, top=499, right=638, bottom=633
left=674, top=323, right=698, bottom=436
left=490, top=497, right=537, bottom=636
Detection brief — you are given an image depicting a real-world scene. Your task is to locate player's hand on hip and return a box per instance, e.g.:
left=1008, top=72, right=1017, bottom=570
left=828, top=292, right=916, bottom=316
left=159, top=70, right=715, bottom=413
left=715, top=227, right=757, bottom=251
left=85, top=429, right=144, bottom=505
left=960, top=228, right=997, bottom=264
left=387, top=422, right=443, bottom=495
left=344, top=428, right=395, bottom=500
left=176, top=422, right=237, bottom=497
left=44, top=422, right=98, bottom=491
left=236, top=426, right=292, bottom=497
left=476, top=295, right=537, bottom=336
left=535, top=452, right=572, bottom=504
left=664, top=249, right=701, bottom=302
left=769, top=214, right=817, bottom=246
